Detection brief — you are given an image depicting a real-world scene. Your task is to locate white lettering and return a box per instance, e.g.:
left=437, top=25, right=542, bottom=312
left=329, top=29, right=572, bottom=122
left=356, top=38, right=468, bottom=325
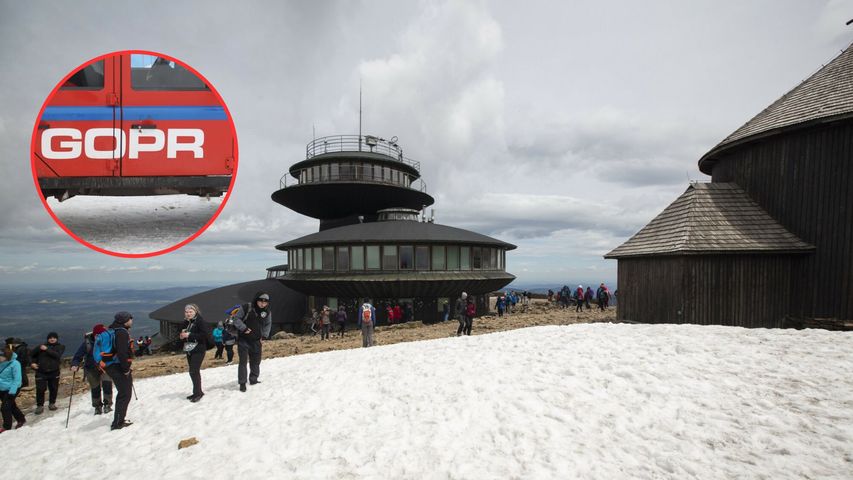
left=41, top=128, right=81, bottom=160
left=84, top=128, right=124, bottom=159
left=129, top=129, right=166, bottom=159
left=40, top=128, right=205, bottom=160
left=167, top=129, right=204, bottom=158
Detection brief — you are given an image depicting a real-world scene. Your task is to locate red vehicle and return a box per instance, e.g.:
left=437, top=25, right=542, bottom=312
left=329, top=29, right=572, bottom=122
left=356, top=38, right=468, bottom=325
left=33, top=52, right=236, bottom=200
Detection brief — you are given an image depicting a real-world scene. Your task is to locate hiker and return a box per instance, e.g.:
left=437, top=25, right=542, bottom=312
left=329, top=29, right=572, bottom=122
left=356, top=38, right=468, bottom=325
left=442, top=301, right=449, bottom=322
left=180, top=304, right=209, bottom=402
left=385, top=305, right=395, bottom=325
left=103, top=311, right=135, bottom=430
left=404, top=303, right=413, bottom=323
left=393, top=304, right=403, bottom=324
left=454, top=292, right=468, bottom=336
left=597, top=283, right=609, bottom=311
left=464, top=297, right=476, bottom=336
left=358, top=298, right=376, bottom=347
left=0, top=343, right=25, bottom=433
left=212, top=323, right=224, bottom=359
left=496, top=296, right=505, bottom=317
left=71, top=324, right=113, bottom=415
left=319, top=306, right=331, bottom=340
left=574, top=285, right=584, bottom=312
left=309, top=309, right=319, bottom=336
left=30, top=332, right=64, bottom=414
left=585, top=287, right=594, bottom=310
left=3, top=337, right=30, bottom=392
left=144, top=336, right=153, bottom=355
left=221, top=318, right=236, bottom=365
left=233, top=292, right=272, bottom=392
left=335, top=306, right=347, bottom=337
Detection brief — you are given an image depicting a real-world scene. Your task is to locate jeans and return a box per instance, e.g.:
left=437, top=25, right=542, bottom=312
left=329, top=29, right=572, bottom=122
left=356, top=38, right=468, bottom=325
left=224, top=344, right=235, bottom=362
left=361, top=323, right=374, bottom=347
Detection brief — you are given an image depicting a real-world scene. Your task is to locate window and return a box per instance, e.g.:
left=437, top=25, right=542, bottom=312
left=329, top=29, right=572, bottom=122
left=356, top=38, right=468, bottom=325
left=130, top=54, right=207, bottom=90
left=473, top=247, right=482, bottom=269
left=362, top=163, right=372, bottom=180
left=432, top=245, right=446, bottom=270
left=447, top=246, right=459, bottom=270
left=351, top=246, right=364, bottom=270
left=330, top=163, right=339, bottom=179
left=304, top=248, right=313, bottom=271
left=312, top=166, right=319, bottom=182
left=328, top=298, right=338, bottom=310
left=415, top=246, right=430, bottom=270
left=366, top=245, right=380, bottom=269
left=460, top=246, right=470, bottom=270
left=321, top=164, right=329, bottom=181
left=383, top=167, right=391, bottom=182
left=382, top=245, right=397, bottom=270
left=337, top=247, right=349, bottom=271
left=61, top=60, right=104, bottom=89
left=399, top=246, right=413, bottom=270
left=323, top=247, right=334, bottom=270
left=313, top=247, right=322, bottom=270
left=490, top=249, right=497, bottom=270
left=373, top=164, right=381, bottom=181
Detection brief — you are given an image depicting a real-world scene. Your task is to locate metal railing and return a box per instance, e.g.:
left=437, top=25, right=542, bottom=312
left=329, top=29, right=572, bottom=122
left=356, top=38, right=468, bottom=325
left=279, top=169, right=427, bottom=193
left=306, top=135, right=421, bottom=172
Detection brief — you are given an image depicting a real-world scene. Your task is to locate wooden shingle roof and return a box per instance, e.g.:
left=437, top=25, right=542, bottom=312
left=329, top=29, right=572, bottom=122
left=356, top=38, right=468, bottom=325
left=700, top=43, right=853, bottom=173
left=605, top=183, right=813, bottom=258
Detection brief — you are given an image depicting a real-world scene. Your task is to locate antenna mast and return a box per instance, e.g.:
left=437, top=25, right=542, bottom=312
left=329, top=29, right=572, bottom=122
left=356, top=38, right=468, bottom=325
left=359, top=80, right=363, bottom=152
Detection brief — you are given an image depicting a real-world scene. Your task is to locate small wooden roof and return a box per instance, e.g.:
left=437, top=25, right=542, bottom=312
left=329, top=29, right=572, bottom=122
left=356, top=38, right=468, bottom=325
left=605, top=183, right=814, bottom=258
left=700, top=43, right=853, bottom=173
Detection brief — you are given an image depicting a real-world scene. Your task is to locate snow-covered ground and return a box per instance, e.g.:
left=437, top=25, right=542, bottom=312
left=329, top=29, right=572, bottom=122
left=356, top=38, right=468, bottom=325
left=46, top=195, right=223, bottom=254
left=5, top=324, right=852, bottom=479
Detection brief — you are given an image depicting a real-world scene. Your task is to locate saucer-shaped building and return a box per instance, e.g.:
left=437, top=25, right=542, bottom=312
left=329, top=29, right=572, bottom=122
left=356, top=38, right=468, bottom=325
left=151, top=134, right=515, bottom=334
left=606, top=42, right=853, bottom=329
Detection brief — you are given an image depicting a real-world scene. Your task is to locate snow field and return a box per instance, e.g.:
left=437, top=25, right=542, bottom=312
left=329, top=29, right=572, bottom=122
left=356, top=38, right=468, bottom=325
left=4, top=323, right=852, bottom=479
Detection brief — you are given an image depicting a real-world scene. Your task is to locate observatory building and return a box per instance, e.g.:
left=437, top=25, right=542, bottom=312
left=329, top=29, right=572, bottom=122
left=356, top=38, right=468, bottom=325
left=151, top=134, right=516, bottom=334
left=606, top=43, right=853, bottom=330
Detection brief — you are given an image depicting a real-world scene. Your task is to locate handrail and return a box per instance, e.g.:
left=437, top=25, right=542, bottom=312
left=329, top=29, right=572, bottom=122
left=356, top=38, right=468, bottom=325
left=306, top=135, right=420, bottom=172
left=279, top=168, right=427, bottom=193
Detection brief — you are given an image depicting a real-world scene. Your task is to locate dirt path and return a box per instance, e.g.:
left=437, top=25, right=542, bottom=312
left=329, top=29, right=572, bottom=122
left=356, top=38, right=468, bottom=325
left=14, top=300, right=616, bottom=415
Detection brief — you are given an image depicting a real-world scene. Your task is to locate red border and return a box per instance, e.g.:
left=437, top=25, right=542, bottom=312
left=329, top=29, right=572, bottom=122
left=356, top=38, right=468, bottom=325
left=30, top=49, right=239, bottom=259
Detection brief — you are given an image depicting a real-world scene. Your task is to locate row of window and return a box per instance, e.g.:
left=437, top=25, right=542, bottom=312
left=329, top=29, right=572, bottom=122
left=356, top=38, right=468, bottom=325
left=61, top=55, right=208, bottom=90
left=287, top=244, right=506, bottom=272
left=297, top=162, right=413, bottom=188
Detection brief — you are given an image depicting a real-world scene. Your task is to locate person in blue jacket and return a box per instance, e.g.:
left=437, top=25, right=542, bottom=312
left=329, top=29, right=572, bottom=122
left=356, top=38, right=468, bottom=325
left=71, top=324, right=114, bottom=415
left=0, top=343, right=25, bottom=433
left=212, top=323, right=224, bottom=359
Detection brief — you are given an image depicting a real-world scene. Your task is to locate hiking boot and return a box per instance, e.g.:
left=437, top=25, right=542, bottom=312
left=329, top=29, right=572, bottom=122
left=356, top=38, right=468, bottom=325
left=190, top=393, right=204, bottom=403
left=249, top=380, right=261, bottom=385
left=186, top=394, right=195, bottom=400
left=225, top=361, right=233, bottom=366
left=103, top=404, right=112, bottom=414
left=14, top=420, right=25, bottom=429
left=110, top=420, right=133, bottom=431
left=94, top=405, right=103, bottom=415
left=48, top=403, right=58, bottom=411
left=34, top=406, right=44, bottom=415
left=239, top=383, right=246, bottom=392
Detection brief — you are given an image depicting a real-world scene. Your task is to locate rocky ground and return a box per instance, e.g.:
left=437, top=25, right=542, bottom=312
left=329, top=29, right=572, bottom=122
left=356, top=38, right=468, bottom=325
left=15, top=299, right=616, bottom=415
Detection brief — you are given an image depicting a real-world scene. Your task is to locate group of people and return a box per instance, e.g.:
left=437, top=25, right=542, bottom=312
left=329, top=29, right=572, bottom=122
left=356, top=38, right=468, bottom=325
left=309, top=305, right=347, bottom=340
left=134, top=336, right=153, bottom=356
left=495, top=291, right=531, bottom=316
left=549, top=284, right=613, bottom=312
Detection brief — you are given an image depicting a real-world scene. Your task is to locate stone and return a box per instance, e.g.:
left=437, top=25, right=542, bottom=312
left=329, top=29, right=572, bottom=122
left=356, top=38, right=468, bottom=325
left=178, top=437, right=199, bottom=449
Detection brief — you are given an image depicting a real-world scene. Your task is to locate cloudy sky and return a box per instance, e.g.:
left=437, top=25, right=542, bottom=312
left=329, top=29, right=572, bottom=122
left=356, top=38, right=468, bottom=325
left=0, top=0, right=850, bottom=287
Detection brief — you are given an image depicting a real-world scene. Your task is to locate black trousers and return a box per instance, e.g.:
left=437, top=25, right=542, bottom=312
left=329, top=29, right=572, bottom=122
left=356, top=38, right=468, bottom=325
left=464, top=316, right=473, bottom=336
left=214, top=343, right=224, bottom=359
left=337, top=322, right=346, bottom=337
left=187, top=350, right=205, bottom=396
left=237, top=338, right=262, bottom=385
left=35, top=371, right=60, bottom=406
left=1, top=391, right=25, bottom=429
left=456, top=316, right=467, bottom=336
left=576, top=300, right=583, bottom=312
left=84, top=368, right=113, bottom=407
left=224, top=344, right=235, bottom=362
left=105, top=365, right=133, bottom=427
left=321, top=324, right=330, bottom=339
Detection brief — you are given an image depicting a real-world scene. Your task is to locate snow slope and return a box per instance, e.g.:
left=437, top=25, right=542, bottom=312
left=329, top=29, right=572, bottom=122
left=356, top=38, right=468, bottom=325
left=4, top=324, right=852, bottom=479
left=46, top=195, right=223, bottom=254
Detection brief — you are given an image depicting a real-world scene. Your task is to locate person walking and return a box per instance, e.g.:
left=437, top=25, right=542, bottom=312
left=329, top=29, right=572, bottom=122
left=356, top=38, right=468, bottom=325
left=575, top=285, right=584, bottom=313
left=30, top=332, right=64, bottom=414
left=0, top=343, right=25, bottom=433
left=212, top=323, right=224, bottom=359
left=3, top=338, right=30, bottom=393
left=335, top=306, right=347, bottom=337
left=454, top=292, right=468, bottom=336
left=319, top=306, right=331, bottom=340
left=463, top=297, right=476, bottom=336
left=103, top=311, right=135, bottom=430
left=71, top=325, right=113, bottom=415
left=585, top=287, right=594, bottom=311
left=233, top=292, right=272, bottom=392
left=496, top=296, right=505, bottom=317
left=180, top=304, right=209, bottom=402
left=358, top=298, right=376, bottom=347
left=442, top=301, right=449, bottom=322
left=596, top=283, right=609, bottom=311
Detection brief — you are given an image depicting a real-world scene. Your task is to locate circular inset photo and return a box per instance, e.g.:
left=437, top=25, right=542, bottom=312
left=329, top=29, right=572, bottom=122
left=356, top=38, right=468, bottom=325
left=31, top=50, right=237, bottom=257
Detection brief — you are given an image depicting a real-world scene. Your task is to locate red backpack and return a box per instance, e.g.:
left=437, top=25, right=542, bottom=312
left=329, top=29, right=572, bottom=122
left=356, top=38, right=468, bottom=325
left=361, top=305, right=373, bottom=326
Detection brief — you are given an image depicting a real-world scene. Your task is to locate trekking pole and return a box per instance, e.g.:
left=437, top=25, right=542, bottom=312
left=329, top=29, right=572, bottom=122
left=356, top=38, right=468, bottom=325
left=132, top=381, right=138, bottom=401
left=65, top=370, right=77, bottom=429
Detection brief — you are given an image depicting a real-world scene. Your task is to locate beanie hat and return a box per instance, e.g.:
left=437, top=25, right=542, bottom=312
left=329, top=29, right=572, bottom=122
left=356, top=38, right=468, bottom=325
left=461, top=292, right=468, bottom=299
left=47, top=332, right=59, bottom=340
left=93, top=324, right=107, bottom=335
left=115, top=311, right=133, bottom=324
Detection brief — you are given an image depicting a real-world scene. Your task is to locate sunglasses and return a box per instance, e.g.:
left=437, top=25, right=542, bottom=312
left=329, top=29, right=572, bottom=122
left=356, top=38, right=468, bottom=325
left=258, top=299, right=269, bottom=303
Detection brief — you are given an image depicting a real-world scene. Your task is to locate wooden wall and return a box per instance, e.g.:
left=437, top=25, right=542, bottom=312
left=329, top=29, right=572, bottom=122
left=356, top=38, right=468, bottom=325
left=712, top=120, right=853, bottom=322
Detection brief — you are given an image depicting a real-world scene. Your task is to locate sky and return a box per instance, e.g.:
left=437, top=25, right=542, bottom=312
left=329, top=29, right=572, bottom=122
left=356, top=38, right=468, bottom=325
left=0, top=0, right=850, bottom=288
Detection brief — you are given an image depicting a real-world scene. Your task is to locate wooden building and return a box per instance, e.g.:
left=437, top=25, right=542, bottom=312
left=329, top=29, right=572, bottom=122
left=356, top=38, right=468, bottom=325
left=606, top=42, right=853, bottom=329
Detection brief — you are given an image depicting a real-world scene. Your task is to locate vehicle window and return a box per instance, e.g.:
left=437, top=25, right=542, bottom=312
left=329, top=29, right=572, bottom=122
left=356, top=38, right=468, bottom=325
left=130, top=54, right=207, bottom=90
left=61, top=60, right=104, bottom=89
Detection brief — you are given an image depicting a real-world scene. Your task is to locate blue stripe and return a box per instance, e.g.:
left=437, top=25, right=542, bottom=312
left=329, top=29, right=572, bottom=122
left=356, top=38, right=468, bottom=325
left=42, top=106, right=227, bottom=121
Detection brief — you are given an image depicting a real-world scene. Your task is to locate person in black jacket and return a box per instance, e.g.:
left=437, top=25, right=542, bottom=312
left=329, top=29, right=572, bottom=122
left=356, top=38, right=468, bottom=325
left=70, top=324, right=113, bottom=415
left=105, top=311, right=135, bottom=430
left=30, top=332, right=65, bottom=414
left=180, top=304, right=209, bottom=402
left=232, top=292, right=272, bottom=392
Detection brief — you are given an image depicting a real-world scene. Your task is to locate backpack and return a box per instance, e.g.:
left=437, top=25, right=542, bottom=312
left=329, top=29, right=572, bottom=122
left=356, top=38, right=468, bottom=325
left=465, top=302, right=476, bottom=317
left=5, top=339, right=29, bottom=388
left=223, top=304, right=247, bottom=336
left=93, top=328, right=121, bottom=368
left=361, top=304, right=373, bottom=326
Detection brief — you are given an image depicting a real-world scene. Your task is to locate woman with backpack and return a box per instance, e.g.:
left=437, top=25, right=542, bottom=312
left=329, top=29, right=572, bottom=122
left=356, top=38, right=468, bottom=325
left=179, top=304, right=209, bottom=403
left=463, top=297, right=476, bottom=335
left=0, top=343, right=25, bottom=433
